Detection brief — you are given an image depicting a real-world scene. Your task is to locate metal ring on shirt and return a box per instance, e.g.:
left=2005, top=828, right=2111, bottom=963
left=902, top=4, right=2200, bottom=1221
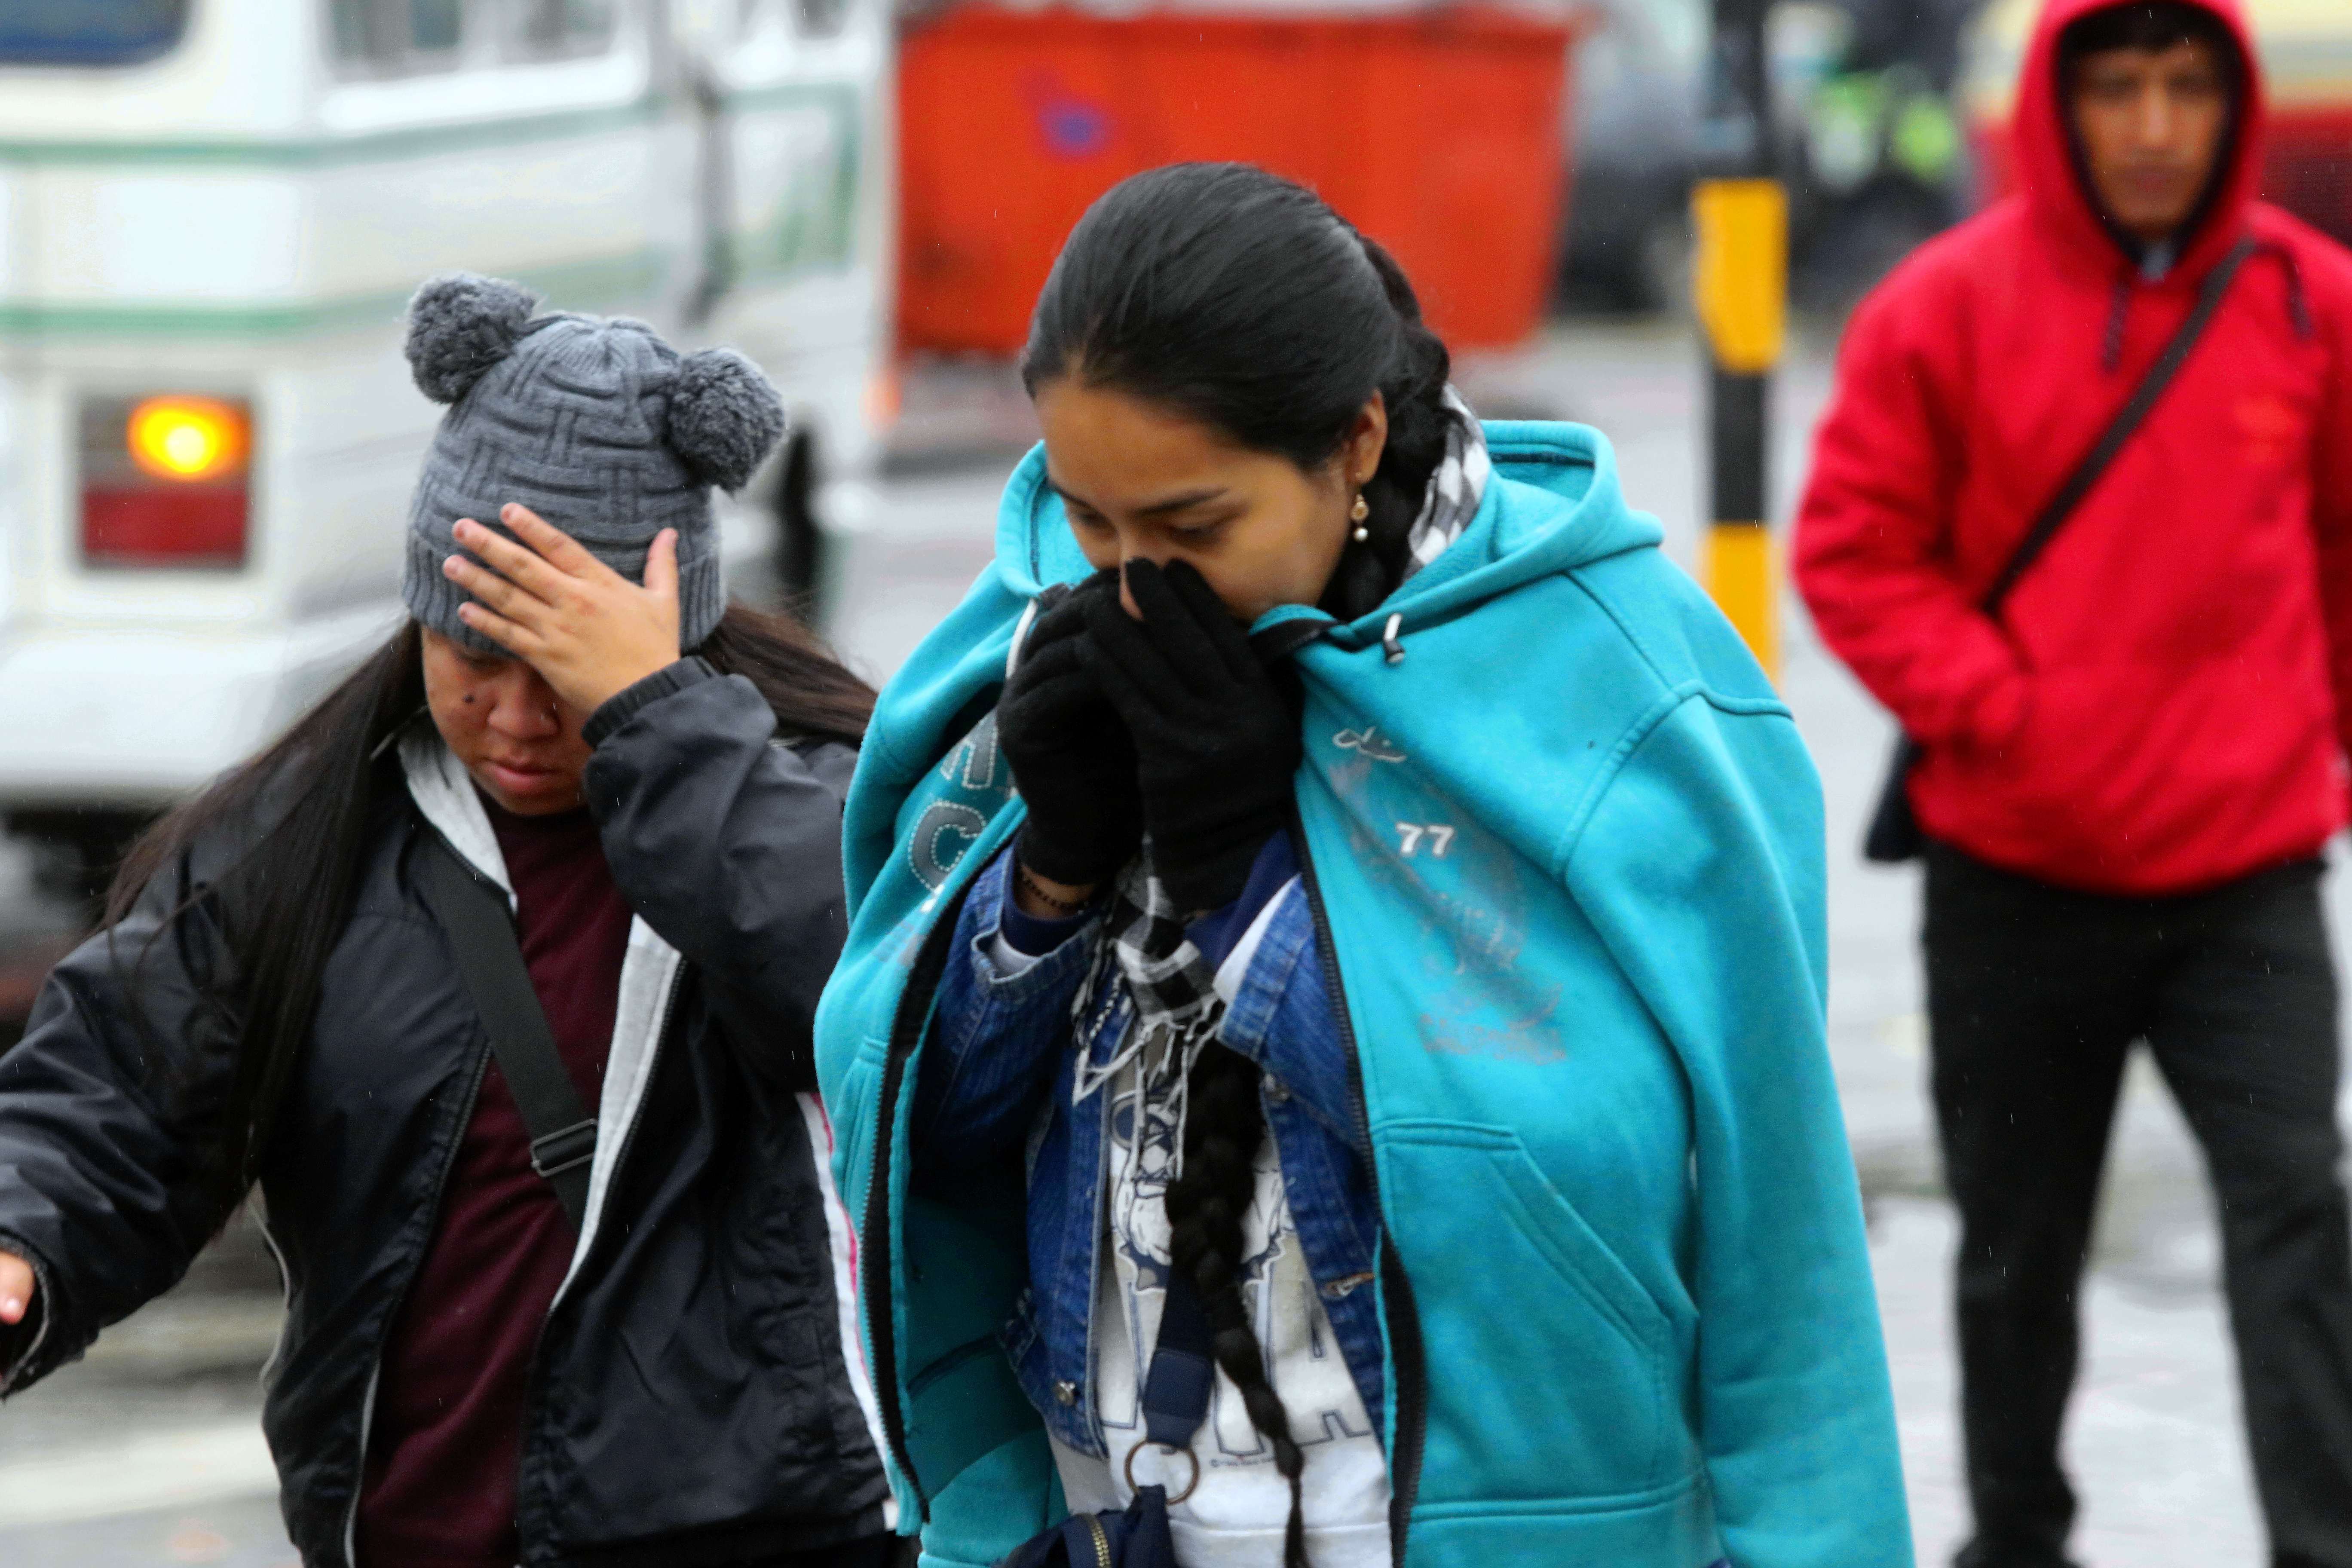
left=1123, top=1441, right=1201, bottom=1504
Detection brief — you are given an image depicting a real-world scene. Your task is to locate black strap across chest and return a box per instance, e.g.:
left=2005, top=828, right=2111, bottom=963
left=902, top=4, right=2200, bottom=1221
left=419, top=835, right=597, bottom=1231
left=1977, top=235, right=2259, bottom=618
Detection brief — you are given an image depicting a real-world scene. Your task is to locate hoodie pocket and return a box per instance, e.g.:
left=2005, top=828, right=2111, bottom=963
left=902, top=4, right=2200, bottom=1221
left=1945, top=661, right=2218, bottom=861
left=1378, top=1121, right=1679, bottom=1501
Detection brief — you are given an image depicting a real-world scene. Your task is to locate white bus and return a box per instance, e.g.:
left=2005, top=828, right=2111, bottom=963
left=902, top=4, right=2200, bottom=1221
left=0, top=0, right=894, bottom=895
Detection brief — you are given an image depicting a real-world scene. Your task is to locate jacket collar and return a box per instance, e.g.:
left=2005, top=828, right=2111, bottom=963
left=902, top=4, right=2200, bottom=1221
left=398, top=724, right=511, bottom=900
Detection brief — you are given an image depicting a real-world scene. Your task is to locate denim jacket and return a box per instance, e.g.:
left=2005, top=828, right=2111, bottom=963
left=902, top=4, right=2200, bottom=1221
left=910, top=836, right=1387, bottom=1460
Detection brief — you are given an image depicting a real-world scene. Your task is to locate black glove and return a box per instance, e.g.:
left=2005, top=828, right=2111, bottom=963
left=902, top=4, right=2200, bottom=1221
left=996, top=572, right=1145, bottom=888
left=1079, top=559, right=1302, bottom=913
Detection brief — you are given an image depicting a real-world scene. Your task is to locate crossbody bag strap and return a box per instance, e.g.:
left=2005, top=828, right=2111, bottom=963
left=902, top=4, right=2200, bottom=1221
left=419, top=836, right=597, bottom=1231
left=1977, top=235, right=2258, bottom=618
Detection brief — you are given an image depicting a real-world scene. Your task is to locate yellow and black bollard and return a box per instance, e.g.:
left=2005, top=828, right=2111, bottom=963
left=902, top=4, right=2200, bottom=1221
left=1694, top=0, right=1785, bottom=680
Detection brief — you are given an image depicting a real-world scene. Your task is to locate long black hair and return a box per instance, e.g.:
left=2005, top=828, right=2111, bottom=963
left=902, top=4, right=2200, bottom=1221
left=1023, top=163, right=1457, bottom=1561
left=105, top=601, right=873, bottom=1214
left=1021, top=161, right=1455, bottom=619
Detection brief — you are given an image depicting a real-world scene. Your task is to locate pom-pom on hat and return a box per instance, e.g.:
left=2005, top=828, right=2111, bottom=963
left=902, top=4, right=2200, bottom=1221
left=401, top=271, right=787, bottom=655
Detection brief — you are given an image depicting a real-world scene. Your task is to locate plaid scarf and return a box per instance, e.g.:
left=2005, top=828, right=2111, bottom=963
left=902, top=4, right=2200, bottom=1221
left=1067, top=848, right=1225, bottom=1116
left=1067, top=390, right=1488, bottom=1124
left=1403, top=389, right=1492, bottom=579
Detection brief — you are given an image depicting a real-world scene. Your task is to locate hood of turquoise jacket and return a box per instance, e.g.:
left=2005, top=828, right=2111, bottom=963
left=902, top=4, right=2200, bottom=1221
left=818, top=421, right=1909, bottom=1568
left=842, top=421, right=1660, bottom=898
left=839, top=421, right=1666, bottom=919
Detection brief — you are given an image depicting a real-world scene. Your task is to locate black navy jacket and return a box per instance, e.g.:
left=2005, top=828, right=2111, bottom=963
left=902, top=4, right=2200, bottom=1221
left=0, top=661, right=891, bottom=1567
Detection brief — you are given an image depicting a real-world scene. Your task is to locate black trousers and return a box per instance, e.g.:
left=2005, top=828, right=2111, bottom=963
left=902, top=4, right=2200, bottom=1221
left=1925, top=845, right=2352, bottom=1568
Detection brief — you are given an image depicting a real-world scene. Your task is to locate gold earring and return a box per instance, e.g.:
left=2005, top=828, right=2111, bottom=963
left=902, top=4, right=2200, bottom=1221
left=1351, top=492, right=1370, bottom=542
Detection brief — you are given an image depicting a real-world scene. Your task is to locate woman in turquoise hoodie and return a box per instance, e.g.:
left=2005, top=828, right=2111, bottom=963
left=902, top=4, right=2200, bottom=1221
left=815, top=164, right=1908, bottom=1568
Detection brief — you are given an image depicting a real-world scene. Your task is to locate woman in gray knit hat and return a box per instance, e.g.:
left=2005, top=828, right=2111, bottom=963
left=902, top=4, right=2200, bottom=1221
left=0, top=275, right=904, bottom=1568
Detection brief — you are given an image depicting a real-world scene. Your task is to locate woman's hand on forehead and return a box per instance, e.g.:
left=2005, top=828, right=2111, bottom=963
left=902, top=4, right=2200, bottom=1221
left=443, top=504, right=682, bottom=716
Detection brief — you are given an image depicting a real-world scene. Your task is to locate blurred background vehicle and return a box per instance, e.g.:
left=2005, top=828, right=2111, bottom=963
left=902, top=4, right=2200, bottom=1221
left=0, top=0, right=894, bottom=910
left=1558, top=0, right=1942, bottom=313
left=1788, top=0, right=1973, bottom=308
left=1563, top=0, right=2352, bottom=313
left=1556, top=0, right=1709, bottom=311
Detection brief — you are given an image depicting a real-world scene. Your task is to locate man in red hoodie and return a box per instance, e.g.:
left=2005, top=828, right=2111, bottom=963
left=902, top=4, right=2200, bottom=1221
left=1795, top=1, right=2352, bottom=1564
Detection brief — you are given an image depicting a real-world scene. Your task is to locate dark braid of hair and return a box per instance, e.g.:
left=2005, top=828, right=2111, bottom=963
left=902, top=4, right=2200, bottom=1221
left=1163, top=1041, right=1309, bottom=1567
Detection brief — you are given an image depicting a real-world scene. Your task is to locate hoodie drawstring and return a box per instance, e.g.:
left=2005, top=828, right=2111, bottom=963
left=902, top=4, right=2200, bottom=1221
left=2101, top=272, right=2133, bottom=372
left=2101, top=236, right=2311, bottom=376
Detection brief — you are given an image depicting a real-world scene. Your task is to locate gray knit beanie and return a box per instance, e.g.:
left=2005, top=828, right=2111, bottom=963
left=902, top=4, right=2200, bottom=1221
left=401, top=273, right=787, bottom=655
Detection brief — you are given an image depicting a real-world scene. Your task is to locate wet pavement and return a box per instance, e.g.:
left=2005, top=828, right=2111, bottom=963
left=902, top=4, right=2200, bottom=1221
left=0, top=317, right=2324, bottom=1565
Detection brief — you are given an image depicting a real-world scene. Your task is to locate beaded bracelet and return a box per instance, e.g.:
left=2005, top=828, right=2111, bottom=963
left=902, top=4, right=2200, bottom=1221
left=1015, top=862, right=1091, bottom=915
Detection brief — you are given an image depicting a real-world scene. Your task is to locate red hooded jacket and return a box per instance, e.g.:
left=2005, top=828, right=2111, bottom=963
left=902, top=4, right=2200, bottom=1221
left=1794, top=0, right=2352, bottom=894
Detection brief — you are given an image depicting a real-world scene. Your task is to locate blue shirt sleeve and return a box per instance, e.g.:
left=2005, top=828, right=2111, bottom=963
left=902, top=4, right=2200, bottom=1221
left=998, top=885, right=1092, bottom=958
left=1185, top=833, right=1300, bottom=969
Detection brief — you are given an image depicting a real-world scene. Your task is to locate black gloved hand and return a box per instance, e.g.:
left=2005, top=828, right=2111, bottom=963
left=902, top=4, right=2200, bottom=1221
left=1079, top=559, right=1302, bottom=913
left=996, top=572, right=1145, bottom=889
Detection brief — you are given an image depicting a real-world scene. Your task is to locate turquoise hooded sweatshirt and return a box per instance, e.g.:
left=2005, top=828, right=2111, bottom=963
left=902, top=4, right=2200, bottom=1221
left=814, top=420, right=1911, bottom=1568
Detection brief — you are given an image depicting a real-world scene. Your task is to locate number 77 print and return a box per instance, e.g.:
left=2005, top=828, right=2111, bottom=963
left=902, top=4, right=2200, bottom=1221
left=1396, top=822, right=1456, bottom=858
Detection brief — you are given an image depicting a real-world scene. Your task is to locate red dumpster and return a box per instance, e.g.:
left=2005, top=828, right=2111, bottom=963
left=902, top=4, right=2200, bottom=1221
left=897, top=4, right=1581, bottom=355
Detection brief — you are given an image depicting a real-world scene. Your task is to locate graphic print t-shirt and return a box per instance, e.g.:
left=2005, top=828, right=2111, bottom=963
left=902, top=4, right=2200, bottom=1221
left=1049, top=999, right=1393, bottom=1567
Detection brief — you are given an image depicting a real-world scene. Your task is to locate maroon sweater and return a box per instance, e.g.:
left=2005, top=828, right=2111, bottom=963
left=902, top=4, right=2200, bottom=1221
left=356, top=801, right=636, bottom=1568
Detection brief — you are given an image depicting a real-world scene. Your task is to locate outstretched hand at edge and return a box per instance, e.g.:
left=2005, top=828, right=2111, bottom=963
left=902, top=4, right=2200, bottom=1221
left=0, top=1250, right=34, bottom=1327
